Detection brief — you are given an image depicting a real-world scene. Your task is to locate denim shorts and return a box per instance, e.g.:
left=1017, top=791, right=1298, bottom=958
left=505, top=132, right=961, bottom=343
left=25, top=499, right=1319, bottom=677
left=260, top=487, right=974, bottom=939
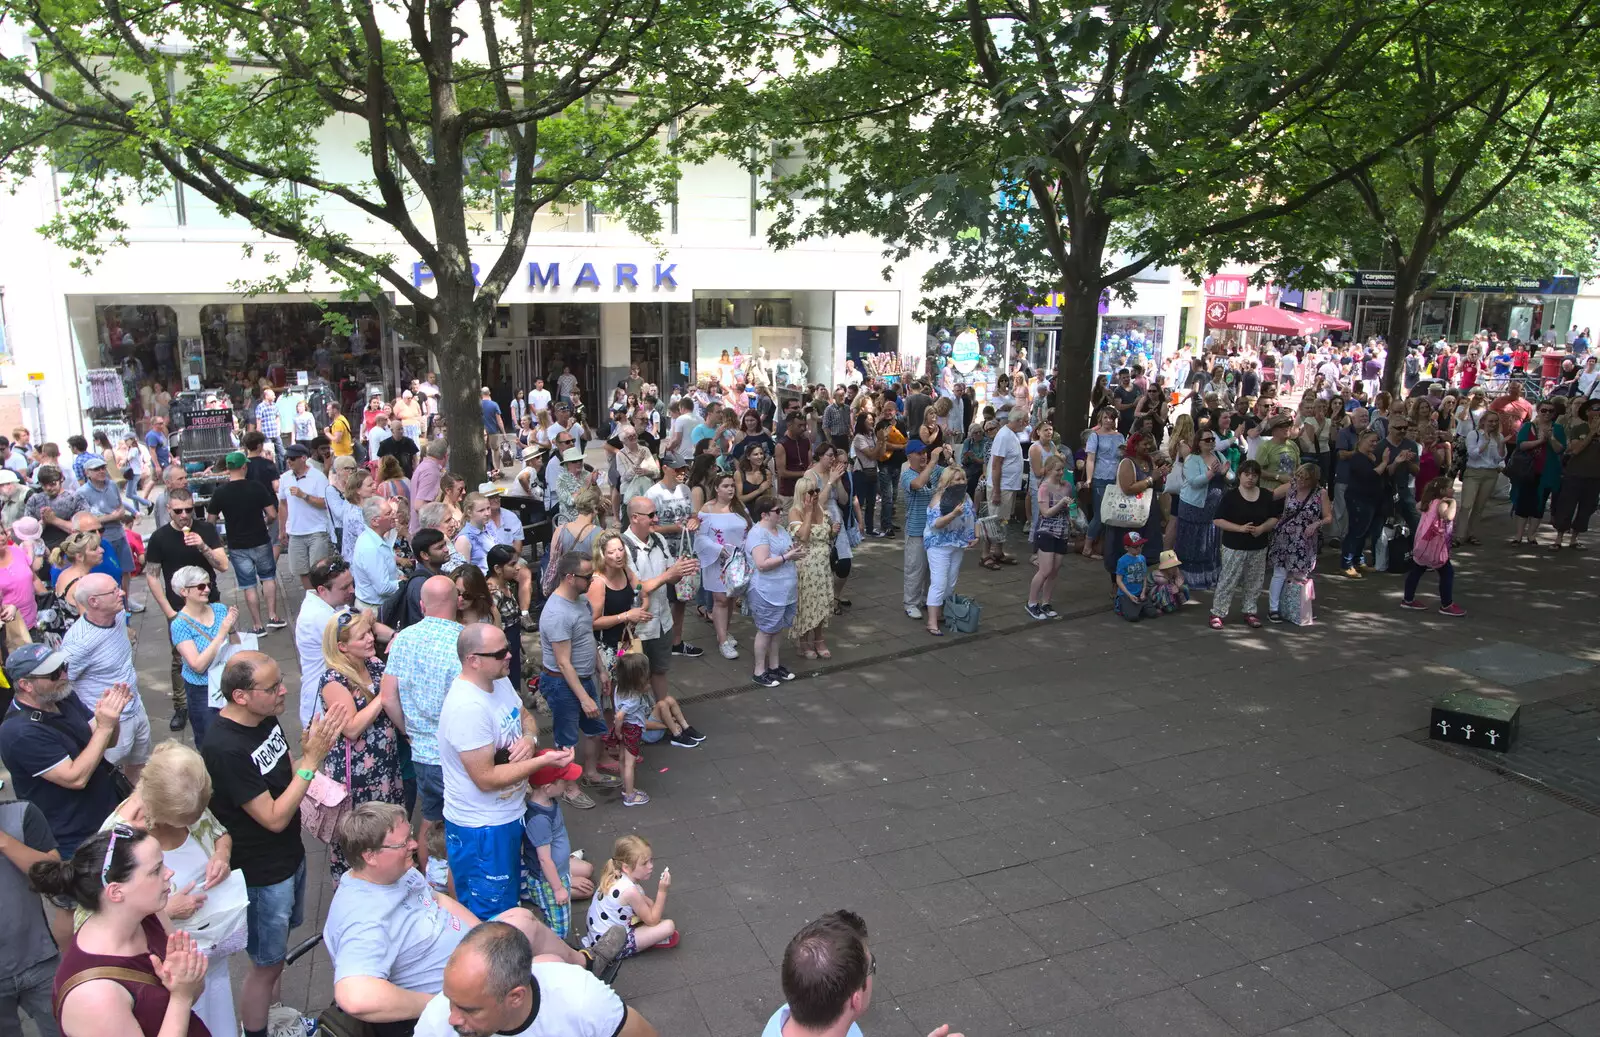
left=229, top=542, right=277, bottom=589
left=245, top=858, right=307, bottom=966
left=414, top=761, right=446, bottom=822
left=538, top=671, right=607, bottom=748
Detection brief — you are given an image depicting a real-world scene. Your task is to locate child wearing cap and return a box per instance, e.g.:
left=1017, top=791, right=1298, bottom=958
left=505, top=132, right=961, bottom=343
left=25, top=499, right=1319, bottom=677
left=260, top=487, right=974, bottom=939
left=520, top=748, right=596, bottom=940
left=1113, top=531, right=1157, bottom=621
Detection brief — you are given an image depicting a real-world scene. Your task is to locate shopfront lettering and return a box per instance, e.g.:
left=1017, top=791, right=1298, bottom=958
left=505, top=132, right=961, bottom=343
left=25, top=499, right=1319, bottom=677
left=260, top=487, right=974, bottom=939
left=411, top=262, right=481, bottom=288
left=522, top=259, right=681, bottom=291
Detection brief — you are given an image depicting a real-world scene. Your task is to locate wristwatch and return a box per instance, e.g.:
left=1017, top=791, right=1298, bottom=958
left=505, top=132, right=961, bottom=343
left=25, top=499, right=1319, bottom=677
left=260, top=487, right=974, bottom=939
left=296, top=767, right=316, bottom=781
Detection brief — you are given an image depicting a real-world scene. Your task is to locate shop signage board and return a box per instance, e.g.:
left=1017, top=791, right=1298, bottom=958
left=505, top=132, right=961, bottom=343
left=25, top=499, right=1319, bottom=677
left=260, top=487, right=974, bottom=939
left=1204, top=300, right=1230, bottom=327
left=409, top=259, right=680, bottom=292
left=1203, top=274, right=1248, bottom=300
left=951, top=330, right=980, bottom=374
left=1345, top=270, right=1579, bottom=295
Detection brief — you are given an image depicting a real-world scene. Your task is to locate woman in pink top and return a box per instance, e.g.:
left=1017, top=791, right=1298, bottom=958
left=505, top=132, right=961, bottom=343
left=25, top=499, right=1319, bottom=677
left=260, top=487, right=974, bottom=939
left=0, top=518, right=45, bottom=626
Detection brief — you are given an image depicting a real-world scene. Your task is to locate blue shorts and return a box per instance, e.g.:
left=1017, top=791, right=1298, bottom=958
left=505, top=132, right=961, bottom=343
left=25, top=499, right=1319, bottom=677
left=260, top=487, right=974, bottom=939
left=245, top=858, right=307, bottom=966
left=414, top=761, right=445, bottom=822
left=230, top=542, right=277, bottom=589
left=538, top=672, right=607, bottom=748
left=445, top=819, right=523, bottom=920
left=107, top=536, right=135, bottom=575
left=641, top=726, right=666, bottom=744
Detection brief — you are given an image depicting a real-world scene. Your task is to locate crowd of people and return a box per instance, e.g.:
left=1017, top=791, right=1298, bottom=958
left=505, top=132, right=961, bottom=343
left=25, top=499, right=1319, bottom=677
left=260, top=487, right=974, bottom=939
left=0, top=364, right=997, bottom=1037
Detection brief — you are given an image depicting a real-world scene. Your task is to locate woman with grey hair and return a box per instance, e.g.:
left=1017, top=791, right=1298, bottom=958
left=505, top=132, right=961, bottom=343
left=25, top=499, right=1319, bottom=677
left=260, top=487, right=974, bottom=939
left=169, top=564, right=237, bottom=741
left=418, top=500, right=469, bottom=573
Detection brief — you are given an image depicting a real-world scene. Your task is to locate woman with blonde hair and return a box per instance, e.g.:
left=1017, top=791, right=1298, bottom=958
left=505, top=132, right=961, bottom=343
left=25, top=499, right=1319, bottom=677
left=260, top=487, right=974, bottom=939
left=584, top=834, right=676, bottom=959
left=80, top=741, right=238, bottom=1037
left=922, top=466, right=977, bottom=634
left=51, top=530, right=104, bottom=615
left=318, top=608, right=404, bottom=877
left=551, top=484, right=605, bottom=562
left=373, top=454, right=411, bottom=504
left=1028, top=454, right=1076, bottom=618
left=786, top=472, right=835, bottom=656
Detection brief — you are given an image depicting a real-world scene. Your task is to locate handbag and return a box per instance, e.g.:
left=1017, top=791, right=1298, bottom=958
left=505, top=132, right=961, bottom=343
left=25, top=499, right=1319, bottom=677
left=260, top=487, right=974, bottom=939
left=618, top=624, right=645, bottom=656
left=1282, top=577, right=1315, bottom=626
left=300, top=697, right=353, bottom=845
left=671, top=529, right=700, bottom=602
left=942, top=593, right=982, bottom=634
left=720, top=541, right=752, bottom=597
left=1099, top=482, right=1152, bottom=528
left=1504, top=443, right=1539, bottom=482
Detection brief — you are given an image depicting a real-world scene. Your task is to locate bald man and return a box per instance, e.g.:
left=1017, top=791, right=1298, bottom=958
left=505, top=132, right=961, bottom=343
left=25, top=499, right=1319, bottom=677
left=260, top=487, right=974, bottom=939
left=61, top=572, right=150, bottom=784
left=381, top=575, right=464, bottom=864
left=415, top=921, right=656, bottom=1037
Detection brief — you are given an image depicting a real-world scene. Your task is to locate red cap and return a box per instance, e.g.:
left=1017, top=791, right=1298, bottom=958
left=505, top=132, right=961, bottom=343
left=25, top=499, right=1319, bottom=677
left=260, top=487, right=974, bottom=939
left=529, top=750, right=583, bottom=786
left=1123, top=531, right=1146, bottom=548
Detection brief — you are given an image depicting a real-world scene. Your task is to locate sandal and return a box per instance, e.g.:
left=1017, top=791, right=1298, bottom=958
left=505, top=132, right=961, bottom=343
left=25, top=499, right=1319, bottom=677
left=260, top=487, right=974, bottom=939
left=1208, top=616, right=1224, bottom=630
left=1466, top=536, right=1481, bottom=545
left=980, top=559, right=1002, bottom=571
left=1507, top=537, right=1525, bottom=546
left=1573, top=541, right=1587, bottom=550
left=996, top=556, right=1019, bottom=565
left=1244, top=613, right=1263, bottom=629
left=815, top=645, right=832, bottom=659
left=927, top=626, right=944, bottom=636
left=797, top=646, right=818, bottom=660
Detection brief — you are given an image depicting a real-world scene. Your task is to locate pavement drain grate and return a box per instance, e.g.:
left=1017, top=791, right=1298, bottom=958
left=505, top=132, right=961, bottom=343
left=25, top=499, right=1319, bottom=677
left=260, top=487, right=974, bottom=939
left=1408, top=722, right=1600, bottom=818
left=1434, top=641, right=1593, bottom=687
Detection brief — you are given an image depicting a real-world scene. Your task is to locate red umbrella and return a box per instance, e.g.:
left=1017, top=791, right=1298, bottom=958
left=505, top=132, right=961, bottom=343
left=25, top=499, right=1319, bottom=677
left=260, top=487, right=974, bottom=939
left=1220, top=305, right=1322, bottom=335
left=1307, top=313, right=1352, bottom=331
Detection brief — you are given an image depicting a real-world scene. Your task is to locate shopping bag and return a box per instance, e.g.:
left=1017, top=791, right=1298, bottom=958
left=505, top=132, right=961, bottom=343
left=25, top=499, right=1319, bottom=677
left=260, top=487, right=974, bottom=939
left=184, top=868, right=250, bottom=956
left=206, top=633, right=258, bottom=709
left=1282, top=577, right=1315, bottom=626
left=671, top=529, right=700, bottom=602
left=1099, top=483, right=1152, bottom=528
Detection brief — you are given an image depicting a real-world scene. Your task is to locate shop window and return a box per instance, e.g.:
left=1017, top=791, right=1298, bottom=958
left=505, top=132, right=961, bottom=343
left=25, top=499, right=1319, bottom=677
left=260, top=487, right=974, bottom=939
left=529, top=304, right=600, bottom=337
left=96, top=304, right=179, bottom=376
left=1097, top=316, right=1165, bottom=375
left=693, top=296, right=793, bottom=329
left=197, top=302, right=383, bottom=397
left=666, top=302, right=693, bottom=389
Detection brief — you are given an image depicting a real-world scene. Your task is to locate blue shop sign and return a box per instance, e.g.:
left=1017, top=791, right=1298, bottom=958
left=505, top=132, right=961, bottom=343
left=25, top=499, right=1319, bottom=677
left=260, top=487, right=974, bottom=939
left=408, top=259, right=680, bottom=290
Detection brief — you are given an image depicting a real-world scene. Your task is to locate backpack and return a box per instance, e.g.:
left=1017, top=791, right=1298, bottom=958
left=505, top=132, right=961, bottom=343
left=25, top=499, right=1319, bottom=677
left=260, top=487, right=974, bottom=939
left=380, top=571, right=431, bottom=630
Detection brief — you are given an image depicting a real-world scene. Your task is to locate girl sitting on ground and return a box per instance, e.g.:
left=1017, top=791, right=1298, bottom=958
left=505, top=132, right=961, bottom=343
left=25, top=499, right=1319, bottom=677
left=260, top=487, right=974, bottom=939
left=584, top=834, right=678, bottom=958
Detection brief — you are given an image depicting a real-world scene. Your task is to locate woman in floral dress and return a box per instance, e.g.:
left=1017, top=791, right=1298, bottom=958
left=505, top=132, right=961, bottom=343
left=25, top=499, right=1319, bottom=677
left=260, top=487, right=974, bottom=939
left=786, top=472, right=837, bottom=658
left=317, top=607, right=405, bottom=878
left=1265, top=462, right=1330, bottom=622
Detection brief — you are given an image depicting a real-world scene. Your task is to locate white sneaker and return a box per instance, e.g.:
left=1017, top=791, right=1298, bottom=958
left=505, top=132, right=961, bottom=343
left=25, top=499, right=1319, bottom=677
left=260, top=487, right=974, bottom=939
left=126, top=600, right=147, bottom=614
left=719, top=639, right=739, bottom=659
left=905, top=605, right=923, bottom=619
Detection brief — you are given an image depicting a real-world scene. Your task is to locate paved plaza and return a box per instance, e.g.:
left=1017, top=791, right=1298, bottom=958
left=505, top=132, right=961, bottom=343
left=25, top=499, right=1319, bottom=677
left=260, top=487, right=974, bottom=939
left=7, top=507, right=1600, bottom=1036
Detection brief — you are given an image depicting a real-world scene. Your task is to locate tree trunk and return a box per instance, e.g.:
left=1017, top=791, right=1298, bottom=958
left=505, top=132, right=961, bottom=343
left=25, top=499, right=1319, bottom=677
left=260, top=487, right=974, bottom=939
left=1053, top=282, right=1101, bottom=436
left=1380, top=258, right=1427, bottom=398
left=434, top=297, right=489, bottom=487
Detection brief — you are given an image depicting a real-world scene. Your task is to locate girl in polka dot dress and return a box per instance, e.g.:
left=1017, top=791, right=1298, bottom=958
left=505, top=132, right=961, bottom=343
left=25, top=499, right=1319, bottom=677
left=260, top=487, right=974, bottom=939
left=582, top=834, right=679, bottom=957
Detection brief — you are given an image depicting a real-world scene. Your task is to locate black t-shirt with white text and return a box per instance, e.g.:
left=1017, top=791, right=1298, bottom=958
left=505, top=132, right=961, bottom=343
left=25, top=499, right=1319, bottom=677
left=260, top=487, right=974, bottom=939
left=144, top=521, right=223, bottom=612
left=206, top=478, right=277, bottom=549
left=201, top=715, right=303, bottom=885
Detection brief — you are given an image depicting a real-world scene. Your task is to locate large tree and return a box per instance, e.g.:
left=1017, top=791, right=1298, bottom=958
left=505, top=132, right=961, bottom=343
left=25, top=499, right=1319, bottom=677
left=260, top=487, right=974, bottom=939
left=0, top=0, right=771, bottom=480
left=732, top=0, right=1591, bottom=427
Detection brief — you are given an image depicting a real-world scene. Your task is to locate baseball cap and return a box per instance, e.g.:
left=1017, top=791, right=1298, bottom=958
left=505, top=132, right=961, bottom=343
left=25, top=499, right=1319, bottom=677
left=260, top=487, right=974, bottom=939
left=905, top=439, right=927, bottom=455
left=661, top=451, right=690, bottom=469
left=4, top=642, right=68, bottom=684
left=81, top=455, right=107, bottom=470
left=476, top=482, right=504, bottom=497
left=529, top=751, right=583, bottom=786
left=225, top=451, right=247, bottom=469
left=285, top=443, right=312, bottom=459
left=1123, top=531, right=1146, bottom=548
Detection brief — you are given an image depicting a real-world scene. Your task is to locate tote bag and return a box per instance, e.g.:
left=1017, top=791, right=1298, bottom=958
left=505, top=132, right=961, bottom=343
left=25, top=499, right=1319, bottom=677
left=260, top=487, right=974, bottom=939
left=671, top=529, right=701, bottom=602
left=1412, top=505, right=1451, bottom=570
left=1099, top=483, right=1152, bottom=528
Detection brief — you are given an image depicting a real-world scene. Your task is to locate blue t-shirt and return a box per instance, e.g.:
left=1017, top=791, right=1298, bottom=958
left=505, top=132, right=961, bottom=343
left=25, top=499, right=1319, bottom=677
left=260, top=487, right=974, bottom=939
left=170, top=603, right=229, bottom=685
left=1116, top=553, right=1147, bottom=596
left=145, top=429, right=170, bottom=466
left=48, top=537, right=123, bottom=587
left=522, top=799, right=571, bottom=885
left=762, top=1007, right=863, bottom=1037
left=899, top=464, right=945, bottom=537
left=480, top=399, right=503, bottom=432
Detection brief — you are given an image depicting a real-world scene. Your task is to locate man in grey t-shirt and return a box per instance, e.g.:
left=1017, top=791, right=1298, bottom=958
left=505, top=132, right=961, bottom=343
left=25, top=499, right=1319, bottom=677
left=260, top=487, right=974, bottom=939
left=0, top=801, right=61, bottom=1037
left=324, top=803, right=606, bottom=1027
left=536, top=552, right=618, bottom=809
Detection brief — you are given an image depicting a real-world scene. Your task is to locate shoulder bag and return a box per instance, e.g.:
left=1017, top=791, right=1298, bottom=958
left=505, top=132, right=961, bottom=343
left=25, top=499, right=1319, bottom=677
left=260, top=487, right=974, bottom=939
left=300, top=693, right=353, bottom=845
left=942, top=593, right=982, bottom=634
left=671, top=528, right=700, bottom=602
left=1099, top=478, right=1152, bottom=528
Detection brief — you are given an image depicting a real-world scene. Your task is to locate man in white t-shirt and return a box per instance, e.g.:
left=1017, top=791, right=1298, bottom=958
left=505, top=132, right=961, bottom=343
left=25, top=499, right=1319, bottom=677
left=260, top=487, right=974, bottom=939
left=278, top=444, right=333, bottom=588
left=295, top=557, right=354, bottom=727
left=413, top=921, right=652, bottom=1037
left=529, top=379, right=553, bottom=418
left=646, top=456, right=704, bottom=659
left=436, top=623, right=552, bottom=921
left=981, top=410, right=1027, bottom=566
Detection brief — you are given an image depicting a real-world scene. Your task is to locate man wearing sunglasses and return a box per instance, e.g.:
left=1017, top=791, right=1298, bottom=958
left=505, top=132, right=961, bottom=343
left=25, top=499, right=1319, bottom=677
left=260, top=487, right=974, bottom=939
left=0, top=643, right=129, bottom=858
left=436, top=623, right=552, bottom=918
left=144, top=486, right=229, bottom=730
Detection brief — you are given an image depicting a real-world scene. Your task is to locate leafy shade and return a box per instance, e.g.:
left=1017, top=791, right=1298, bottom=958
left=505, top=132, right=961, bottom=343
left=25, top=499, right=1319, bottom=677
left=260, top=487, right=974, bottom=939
left=0, top=0, right=774, bottom=481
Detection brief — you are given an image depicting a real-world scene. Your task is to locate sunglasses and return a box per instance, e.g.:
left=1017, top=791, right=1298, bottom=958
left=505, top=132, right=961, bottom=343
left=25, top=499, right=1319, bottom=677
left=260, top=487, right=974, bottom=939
left=170, top=506, right=194, bottom=515
left=188, top=582, right=210, bottom=592
left=101, top=822, right=136, bottom=885
left=636, top=509, right=658, bottom=518
left=473, top=647, right=512, bottom=660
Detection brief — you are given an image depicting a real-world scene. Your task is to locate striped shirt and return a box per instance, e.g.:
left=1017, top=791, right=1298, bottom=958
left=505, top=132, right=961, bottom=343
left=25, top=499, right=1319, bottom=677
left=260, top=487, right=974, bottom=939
left=63, top=613, right=143, bottom=721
